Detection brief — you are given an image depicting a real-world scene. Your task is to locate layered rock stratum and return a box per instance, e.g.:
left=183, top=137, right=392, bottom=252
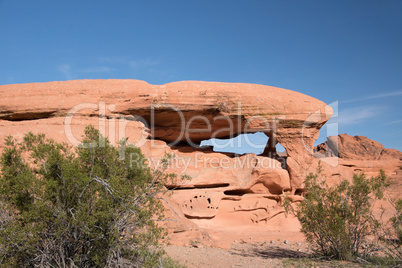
left=0, top=79, right=400, bottom=247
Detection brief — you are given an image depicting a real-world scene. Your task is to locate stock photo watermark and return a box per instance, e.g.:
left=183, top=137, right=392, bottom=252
left=63, top=100, right=339, bottom=168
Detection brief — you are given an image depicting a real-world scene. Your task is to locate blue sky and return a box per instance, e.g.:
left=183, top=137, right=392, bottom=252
left=0, top=0, right=401, bottom=151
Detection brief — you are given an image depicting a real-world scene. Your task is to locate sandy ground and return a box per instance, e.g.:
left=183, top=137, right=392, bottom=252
left=164, top=223, right=390, bottom=268
left=164, top=241, right=370, bottom=268
left=164, top=241, right=308, bottom=268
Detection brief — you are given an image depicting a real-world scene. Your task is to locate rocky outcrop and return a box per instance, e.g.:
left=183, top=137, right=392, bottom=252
left=0, top=79, right=332, bottom=191
left=315, top=134, right=402, bottom=161
left=314, top=135, right=402, bottom=198
left=5, top=80, right=401, bottom=247
left=0, top=79, right=334, bottom=245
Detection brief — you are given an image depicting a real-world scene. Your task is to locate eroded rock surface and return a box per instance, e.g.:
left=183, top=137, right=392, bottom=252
left=1, top=80, right=400, bottom=247
left=314, top=134, right=402, bottom=201
left=315, top=134, right=402, bottom=161
left=0, top=79, right=332, bottom=190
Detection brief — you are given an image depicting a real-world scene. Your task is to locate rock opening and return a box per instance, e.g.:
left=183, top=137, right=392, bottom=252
left=200, top=132, right=284, bottom=156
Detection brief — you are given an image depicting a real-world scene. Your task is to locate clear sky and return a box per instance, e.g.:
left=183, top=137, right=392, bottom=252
left=0, top=0, right=401, bottom=151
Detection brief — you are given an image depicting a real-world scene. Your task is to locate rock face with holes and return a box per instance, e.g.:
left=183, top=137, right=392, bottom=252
left=1, top=79, right=400, bottom=247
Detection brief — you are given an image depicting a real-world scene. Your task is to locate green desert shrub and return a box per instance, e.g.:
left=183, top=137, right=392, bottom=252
left=285, top=165, right=391, bottom=261
left=392, top=199, right=402, bottom=244
left=376, top=196, right=402, bottom=261
left=0, top=125, right=174, bottom=267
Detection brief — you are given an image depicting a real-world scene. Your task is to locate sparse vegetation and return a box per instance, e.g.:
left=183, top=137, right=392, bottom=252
left=0, top=125, right=177, bottom=267
left=285, top=164, right=401, bottom=264
left=374, top=197, right=402, bottom=261
left=189, top=239, right=201, bottom=248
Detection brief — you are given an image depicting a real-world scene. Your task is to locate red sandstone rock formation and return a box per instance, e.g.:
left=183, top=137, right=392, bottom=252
left=1, top=80, right=400, bottom=247
left=315, top=134, right=402, bottom=161
left=314, top=134, right=402, bottom=200
left=0, top=79, right=332, bottom=190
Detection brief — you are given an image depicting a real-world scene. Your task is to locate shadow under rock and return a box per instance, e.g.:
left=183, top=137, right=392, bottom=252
left=230, top=245, right=308, bottom=259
